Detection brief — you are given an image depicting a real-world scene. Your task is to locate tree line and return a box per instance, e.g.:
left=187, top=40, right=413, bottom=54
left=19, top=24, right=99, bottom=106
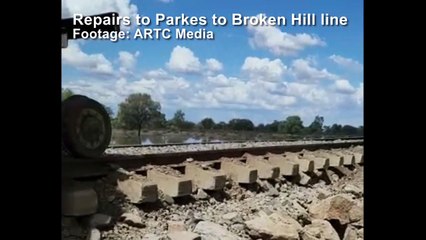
left=62, top=89, right=363, bottom=139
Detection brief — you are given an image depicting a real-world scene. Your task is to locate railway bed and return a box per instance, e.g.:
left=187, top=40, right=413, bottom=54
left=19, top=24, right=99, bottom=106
left=62, top=140, right=364, bottom=240
left=62, top=140, right=363, bottom=206
left=63, top=140, right=363, bottom=177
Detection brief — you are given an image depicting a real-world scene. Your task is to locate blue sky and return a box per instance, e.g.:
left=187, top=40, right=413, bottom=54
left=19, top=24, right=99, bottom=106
left=62, top=0, right=363, bottom=127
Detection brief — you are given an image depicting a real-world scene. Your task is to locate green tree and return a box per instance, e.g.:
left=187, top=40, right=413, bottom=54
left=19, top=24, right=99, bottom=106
left=171, top=110, right=185, bottom=129
left=278, top=115, right=304, bottom=134
left=150, top=113, right=167, bottom=129
left=228, top=119, right=255, bottom=131
left=323, top=125, right=331, bottom=135
left=62, top=88, right=74, bottom=100
left=181, top=121, right=196, bottom=130
left=330, top=124, right=343, bottom=135
left=117, top=93, right=162, bottom=142
left=341, top=125, right=358, bottom=135
left=256, top=123, right=265, bottom=132
left=265, top=120, right=281, bottom=132
left=200, top=118, right=215, bottom=130
left=307, top=116, right=324, bottom=135
left=213, top=121, right=227, bottom=130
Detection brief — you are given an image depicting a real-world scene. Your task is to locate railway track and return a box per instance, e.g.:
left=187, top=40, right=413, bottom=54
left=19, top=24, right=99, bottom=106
left=62, top=140, right=364, bottom=199
left=62, top=139, right=364, bottom=240
left=62, top=139, right=363, bottom=178
left=108, top=136, right=363, bottom=148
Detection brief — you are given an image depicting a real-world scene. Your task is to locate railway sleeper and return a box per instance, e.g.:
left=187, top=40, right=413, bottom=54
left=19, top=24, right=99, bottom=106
left=147, top=168, right=192, bottom=198
left=285, top=155, right=315, bottom=172
left=333, top=151, right=356, bottom=166
left=220, top=159, right=258, bottom=184
left=305, top=151, right=344, bottom=167
left=184, top=163, right=226, bottom=191
left=300, top=154, right=330, bottom=170
left=116, top=175, right=158, bottom=204
left=266, top=154, right=300, bottom=176
left=243, top=154, right=280, bottom=180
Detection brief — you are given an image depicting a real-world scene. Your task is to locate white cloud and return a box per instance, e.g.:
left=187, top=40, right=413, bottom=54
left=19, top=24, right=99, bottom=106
left=159, top=0, right=174, bottom=2
left=63, top=78, right=122, bottom=108
left=62, top=0, right=138, bottom=18
left=206, top=74, right=235, bottom=87
left=62, top=41, right=114, bottom=75
left=166, top=46, right=202, bottom=73
left=286, top=82, right=331, bottom=105
left=329, top=55, right=363, bottom=71
left=291, top=58, right=338, bottom=82
left=194, top=74, right=297, bottom=110
left=334, top=79, right=356, bottom=94
left=352, top=82, right=363, bottom=105
left=166, top=46, right=223, bottom=75
left=283, top=79, right=363, bottom=114
left=63, top=66, right=362, bottom=124
left=118, top=73, right=191, bottom=104
left=63, top=69, right=191, bottom=110
left=247, top=14, right=325, bottom=56
left=62, top=42, right=362, bottom=125
left=144, top=68, right=170, bottom=79
left=206, top=58, right=224, bottom=73
left=241, top=57, right=287, bottom=82
left=118, top=51, right=140, bottom=74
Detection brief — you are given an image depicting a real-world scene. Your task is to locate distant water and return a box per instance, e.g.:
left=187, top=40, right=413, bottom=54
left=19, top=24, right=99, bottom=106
left=183, top=137, right=202, bottom=144
left=111, top=133, right=224, bottom=145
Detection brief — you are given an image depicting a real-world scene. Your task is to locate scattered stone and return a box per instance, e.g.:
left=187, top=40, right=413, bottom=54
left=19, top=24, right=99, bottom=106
left=167, top=221, right=186, bottom=232
left=90, top=147, right=363, bottom=240
left=317, top=189, right=332, bottom=200
left=331, top=173, right=340, bottom=182
left=302, top=219, right=340, bottom=240
left=352, top=219, right=364, bottom=228
left=343, top=225, right=358, bottom=240
left=86, top=228, right=101, bottom=240
left=266, top=187, right=280, bottom=197
left=343, top=184, right=363, bottom=197
left=168, top=231, right=201, bottom=240
left=245, top=212, right=302, bottom=240
left=357, top=228, right=364, bottom=238
left=222, top=212, right=238, bottom=221
left=142, top=233, right=166, bottom=240
left=120, top=213, right=145, bottom=228
left=163, top=194, right=175, bottom=205
left=291, top=200, right=311, bottom=224
left=349, top=204, right=363, bottom=223
left=308, top=194, right=363, bottom=224
left=193, top=188, right=209, bottom=200
left=231, top=223, right=246, bottom=232
left=194, top=221, right=243, bottom=240
left=297, top=172, right=312, bottom=186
